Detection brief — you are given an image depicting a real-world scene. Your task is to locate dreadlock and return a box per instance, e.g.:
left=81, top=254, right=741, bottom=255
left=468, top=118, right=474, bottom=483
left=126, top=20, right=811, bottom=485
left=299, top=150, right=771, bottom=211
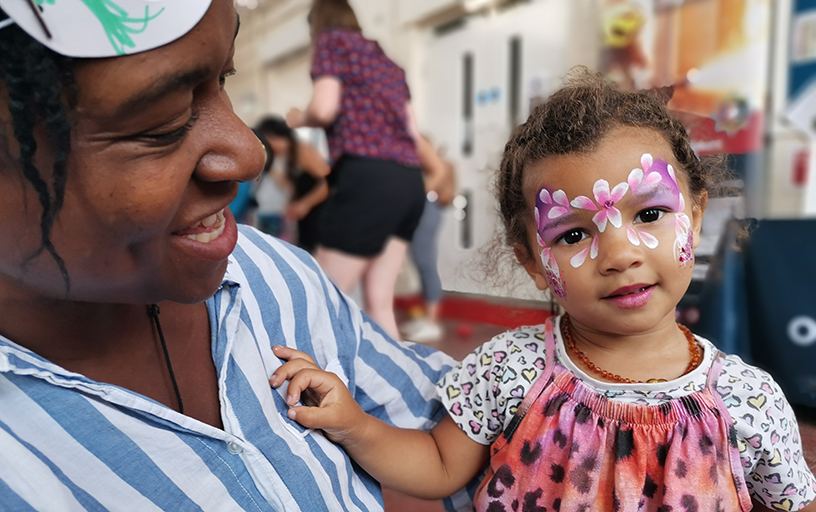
left=0, top=9, right=75, bottom=291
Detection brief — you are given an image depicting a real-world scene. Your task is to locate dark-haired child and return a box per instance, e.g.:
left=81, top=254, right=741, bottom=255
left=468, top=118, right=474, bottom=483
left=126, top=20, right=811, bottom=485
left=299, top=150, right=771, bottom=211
left=272, top=70, right=816, bottom=511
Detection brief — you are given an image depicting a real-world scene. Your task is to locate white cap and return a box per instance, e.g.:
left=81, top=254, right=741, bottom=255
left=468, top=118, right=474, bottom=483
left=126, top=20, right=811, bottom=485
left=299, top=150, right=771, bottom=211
left=0, top=0, right=212, bottom=58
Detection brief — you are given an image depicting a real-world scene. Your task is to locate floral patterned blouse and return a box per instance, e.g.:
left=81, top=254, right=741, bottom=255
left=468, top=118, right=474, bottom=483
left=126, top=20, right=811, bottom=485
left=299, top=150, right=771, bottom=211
left=310, top=29, right=420, bottom=168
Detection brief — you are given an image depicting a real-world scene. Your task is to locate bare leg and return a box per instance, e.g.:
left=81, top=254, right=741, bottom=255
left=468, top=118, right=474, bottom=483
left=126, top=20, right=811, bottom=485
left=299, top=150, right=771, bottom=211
left=315, top=246, right=370, bottom=296
left=362, top=238, right=408, bottom=340
left=425, top=301, right=440, bottom=324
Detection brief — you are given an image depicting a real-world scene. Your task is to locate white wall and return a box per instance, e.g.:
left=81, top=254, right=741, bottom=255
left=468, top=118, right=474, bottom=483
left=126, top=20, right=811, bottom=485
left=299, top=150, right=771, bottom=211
left=765, top=0, right=810, bottom=217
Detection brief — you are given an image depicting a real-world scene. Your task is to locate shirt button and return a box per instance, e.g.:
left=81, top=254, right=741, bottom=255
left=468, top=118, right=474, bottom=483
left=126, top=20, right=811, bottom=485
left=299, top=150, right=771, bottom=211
left=226, top=441, right=243, bottom=455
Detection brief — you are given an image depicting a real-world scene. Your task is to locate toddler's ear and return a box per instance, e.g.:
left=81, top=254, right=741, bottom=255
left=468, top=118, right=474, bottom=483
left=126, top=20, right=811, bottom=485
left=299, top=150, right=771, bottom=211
left=514, top=243, right=551, bottom=292
left=690, top=190, right=708, bottom=249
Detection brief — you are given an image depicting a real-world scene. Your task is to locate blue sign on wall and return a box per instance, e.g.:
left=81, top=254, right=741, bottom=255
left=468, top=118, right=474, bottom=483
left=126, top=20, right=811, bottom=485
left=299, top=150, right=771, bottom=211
left=789, top=0, right=816, bottom=100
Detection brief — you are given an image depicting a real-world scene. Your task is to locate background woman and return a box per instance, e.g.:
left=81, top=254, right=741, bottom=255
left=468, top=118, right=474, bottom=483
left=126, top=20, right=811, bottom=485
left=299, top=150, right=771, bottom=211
left=401, top=137, right=457, bottom=343
left=287, top=0, right=427, bottom=339
left=255, top=116, right=330, bottom=253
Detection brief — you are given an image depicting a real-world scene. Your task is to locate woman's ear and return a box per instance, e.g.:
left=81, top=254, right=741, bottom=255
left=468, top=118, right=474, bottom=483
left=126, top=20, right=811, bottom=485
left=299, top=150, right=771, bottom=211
left=513, top=243, right=551, bottom=292
left=690, top=190, right=708, bottom=249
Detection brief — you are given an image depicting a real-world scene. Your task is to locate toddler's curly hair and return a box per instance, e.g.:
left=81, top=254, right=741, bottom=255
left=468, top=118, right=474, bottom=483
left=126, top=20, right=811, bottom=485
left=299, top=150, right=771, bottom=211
left=497, top=67, right=728, bottom=264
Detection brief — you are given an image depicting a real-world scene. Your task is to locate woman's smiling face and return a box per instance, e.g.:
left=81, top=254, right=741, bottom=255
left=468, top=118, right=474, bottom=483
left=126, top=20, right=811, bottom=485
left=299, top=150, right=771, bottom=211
left=0, top=0, right=265, bottom=305
left=521, top=126, right=706, bottom=335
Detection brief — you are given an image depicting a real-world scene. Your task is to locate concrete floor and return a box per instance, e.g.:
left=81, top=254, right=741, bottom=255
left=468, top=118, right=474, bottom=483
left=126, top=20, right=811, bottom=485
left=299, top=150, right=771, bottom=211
left=383, top=317, right=816, bottom=512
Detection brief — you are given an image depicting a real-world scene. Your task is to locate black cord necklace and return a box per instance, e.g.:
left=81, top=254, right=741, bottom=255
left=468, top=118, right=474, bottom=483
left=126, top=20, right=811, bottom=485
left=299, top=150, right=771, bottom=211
left=147, top=304, right=184, bottom=414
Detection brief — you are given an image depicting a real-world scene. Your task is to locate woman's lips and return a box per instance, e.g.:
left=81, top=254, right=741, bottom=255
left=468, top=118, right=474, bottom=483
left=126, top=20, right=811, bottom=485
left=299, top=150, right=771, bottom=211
left=604, top=284, right=654, bottom=309
left=174, top=209, right=226, bottom=243
left=172, top=207, right=238, bottom=263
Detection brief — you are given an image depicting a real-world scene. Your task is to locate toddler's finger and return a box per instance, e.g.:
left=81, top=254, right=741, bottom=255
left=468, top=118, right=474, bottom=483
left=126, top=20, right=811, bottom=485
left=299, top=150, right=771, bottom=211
left=286, top=368, right=344, bottom=406
left=287, top=404, right=344, bottom=433
left=272, top=344, right=317, bottom=365
left=270, top=358, right=319, bottom=388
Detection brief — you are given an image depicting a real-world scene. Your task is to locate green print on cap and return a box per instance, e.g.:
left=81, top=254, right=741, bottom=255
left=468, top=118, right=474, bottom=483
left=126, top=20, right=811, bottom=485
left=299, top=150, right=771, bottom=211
left=36, top=0, right=164, bottom=55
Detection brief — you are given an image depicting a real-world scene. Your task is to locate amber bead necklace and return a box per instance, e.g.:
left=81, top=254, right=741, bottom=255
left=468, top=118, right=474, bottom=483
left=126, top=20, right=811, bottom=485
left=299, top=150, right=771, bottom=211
left=562, top=313, right=702, bottom=384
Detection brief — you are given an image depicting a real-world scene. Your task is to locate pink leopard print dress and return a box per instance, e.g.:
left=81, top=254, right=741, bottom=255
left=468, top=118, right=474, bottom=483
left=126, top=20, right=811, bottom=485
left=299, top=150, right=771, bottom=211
left=473, top=320, right=752, bottom=512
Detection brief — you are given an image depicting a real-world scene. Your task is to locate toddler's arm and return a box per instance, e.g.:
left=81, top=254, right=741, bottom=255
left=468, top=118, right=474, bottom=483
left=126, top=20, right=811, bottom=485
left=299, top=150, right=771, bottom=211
left=270, top=345, right=489, bottom=500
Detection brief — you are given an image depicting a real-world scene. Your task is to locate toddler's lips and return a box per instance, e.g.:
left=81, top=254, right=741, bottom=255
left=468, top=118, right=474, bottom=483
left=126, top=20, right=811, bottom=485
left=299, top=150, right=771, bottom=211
left=604, top=284, right=654, bottom=310
left=605, top=283, right=653, bottom=298
left=174, top=209, right=226, bottom=243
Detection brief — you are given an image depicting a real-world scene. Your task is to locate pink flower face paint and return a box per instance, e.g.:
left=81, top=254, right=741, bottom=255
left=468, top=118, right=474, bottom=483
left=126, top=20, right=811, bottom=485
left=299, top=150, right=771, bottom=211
left=674, top=193, right=693, bottom=266
left=569, top=234, right=599, bottom=269
left=570, top=179, right=629, bottom=232
left=534, top=188, right=569, bottom=297
left=533, top=153, right=694, bottom=277
left=627, top=154, right=682, bottom=212
left=540, top=247, right=566, bottom=298
left=627, top=154, right=695, bottom=264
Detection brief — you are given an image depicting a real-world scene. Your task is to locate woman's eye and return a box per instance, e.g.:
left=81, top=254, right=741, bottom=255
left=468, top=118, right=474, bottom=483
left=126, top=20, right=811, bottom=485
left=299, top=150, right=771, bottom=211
left=219, top=69, right=236, bottom=88
left=635, top=208, right=665, bottom=224
left=140, top=112, right=200, bottom=146
left=557, top=229, right=589, bottom=245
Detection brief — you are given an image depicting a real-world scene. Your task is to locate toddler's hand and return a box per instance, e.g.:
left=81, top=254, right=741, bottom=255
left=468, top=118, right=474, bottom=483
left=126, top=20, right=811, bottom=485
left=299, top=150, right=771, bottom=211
left=270, top=345, right=366, bottom=445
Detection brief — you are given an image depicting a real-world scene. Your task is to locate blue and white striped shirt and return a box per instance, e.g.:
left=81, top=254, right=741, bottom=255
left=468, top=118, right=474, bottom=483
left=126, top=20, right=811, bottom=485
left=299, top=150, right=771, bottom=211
left=0, top=227, right=461, bottom=511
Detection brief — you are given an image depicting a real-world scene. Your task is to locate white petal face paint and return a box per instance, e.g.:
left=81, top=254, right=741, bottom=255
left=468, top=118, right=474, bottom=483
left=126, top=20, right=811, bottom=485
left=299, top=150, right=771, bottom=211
left=592, top=210, right=609, bottom=233
left=570, top=247, right=590, bottom=269
left=552, top=189, right=570, bottom=207
left=627, top=225, right=641, bottom=246
left=540, top=247, right=566, bottom=298
left=674, top=212, right=693, bottom=266
left=571, top=196, right=598, bottom=210
left=607, top=208, right=623, bottom=229
left=549, top=206, right=570, bottom=220
left=639, top=231, right=659, bottom=249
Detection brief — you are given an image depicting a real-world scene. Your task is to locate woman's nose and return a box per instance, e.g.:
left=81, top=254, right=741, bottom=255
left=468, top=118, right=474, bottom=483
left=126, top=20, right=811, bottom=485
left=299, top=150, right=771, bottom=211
left=194, top=106, right=266, bottom=184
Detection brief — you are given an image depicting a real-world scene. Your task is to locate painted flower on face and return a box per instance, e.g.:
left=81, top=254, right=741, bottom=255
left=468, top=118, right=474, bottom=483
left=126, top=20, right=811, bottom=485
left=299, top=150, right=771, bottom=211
left=536, top=188, right=572, bottom=230
left=540, top=247, right=566, bottom=298
left=569, top=234, right=599, bottom=269
left=627, top=153, right=663, bottom=195
left=628, top=155, right=683, bottom=212
left=674, top=193, right=693, bottom=266
left=570, top=179, right=630, bottom=232
left=626, top=225, right=659, bottom=249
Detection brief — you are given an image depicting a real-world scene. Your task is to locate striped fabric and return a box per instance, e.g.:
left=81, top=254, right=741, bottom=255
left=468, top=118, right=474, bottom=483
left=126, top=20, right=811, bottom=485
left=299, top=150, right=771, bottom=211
left=0, top=226, right=460, bottom=512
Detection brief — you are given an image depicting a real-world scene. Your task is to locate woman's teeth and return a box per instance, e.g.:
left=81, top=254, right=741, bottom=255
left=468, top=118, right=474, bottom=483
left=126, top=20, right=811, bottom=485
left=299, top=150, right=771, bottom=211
left=184, top=209, right=225, bottom=243
left=201, top=213, right=218, bottom=227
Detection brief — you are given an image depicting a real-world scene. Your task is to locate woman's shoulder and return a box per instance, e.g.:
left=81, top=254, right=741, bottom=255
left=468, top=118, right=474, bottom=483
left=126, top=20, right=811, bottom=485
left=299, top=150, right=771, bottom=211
left=228, top=226, right=323, bottom=288
left=316, top=28, right=362, bottom=48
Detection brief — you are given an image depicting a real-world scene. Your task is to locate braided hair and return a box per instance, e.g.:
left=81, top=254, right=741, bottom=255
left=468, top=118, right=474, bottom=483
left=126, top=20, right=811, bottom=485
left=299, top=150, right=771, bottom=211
left=0, top=9, right=76, bottom=290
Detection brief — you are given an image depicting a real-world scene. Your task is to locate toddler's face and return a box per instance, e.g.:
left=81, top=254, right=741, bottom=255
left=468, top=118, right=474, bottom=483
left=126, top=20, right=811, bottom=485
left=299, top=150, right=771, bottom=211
left=520, top=126, right=705, bottom=336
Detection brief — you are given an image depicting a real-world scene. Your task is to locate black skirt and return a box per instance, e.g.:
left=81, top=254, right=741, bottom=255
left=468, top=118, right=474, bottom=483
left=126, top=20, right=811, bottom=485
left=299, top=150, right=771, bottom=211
left=318, top=155, right=425, bottom=257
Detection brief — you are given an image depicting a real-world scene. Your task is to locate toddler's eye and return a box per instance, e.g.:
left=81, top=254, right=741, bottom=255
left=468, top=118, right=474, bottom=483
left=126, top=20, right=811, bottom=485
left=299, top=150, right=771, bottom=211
left=635, top=208, right=665, bottom=224
left=557, top=229, right=589, bottom=245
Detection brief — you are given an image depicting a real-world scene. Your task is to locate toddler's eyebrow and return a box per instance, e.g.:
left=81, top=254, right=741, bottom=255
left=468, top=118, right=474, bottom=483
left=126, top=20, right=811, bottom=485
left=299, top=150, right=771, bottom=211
left=630, top=182, right=677, bottom=205
left=538, top=211, right=583, bottom=233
